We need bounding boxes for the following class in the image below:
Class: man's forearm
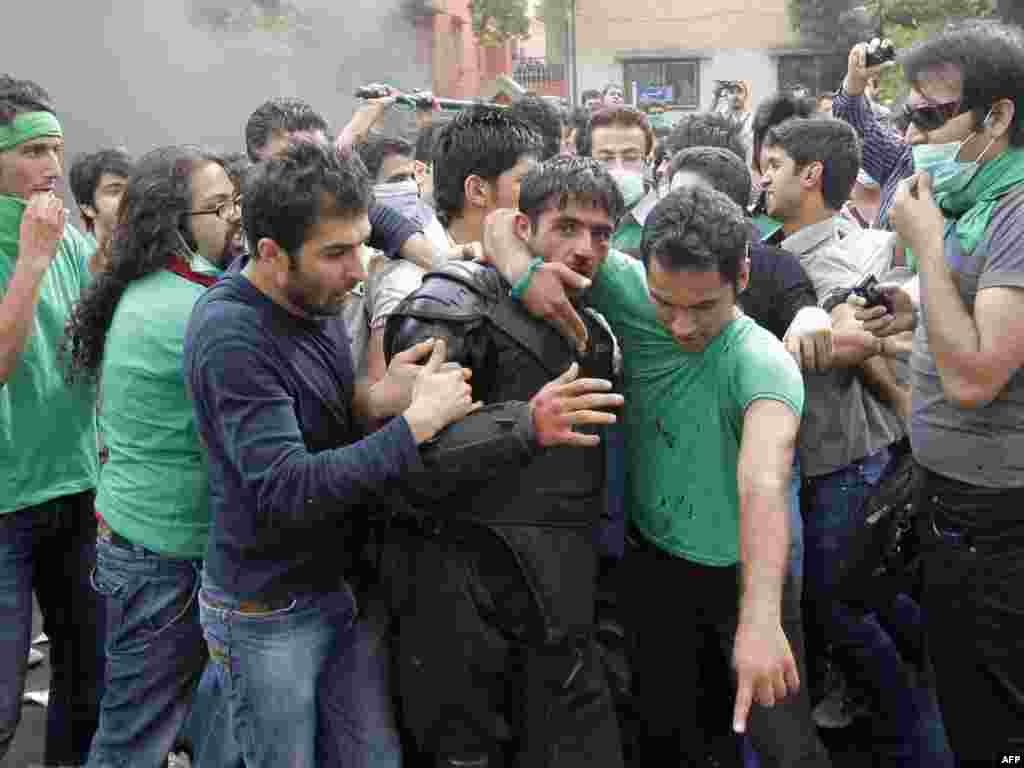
[0,259,47,385]
[738,474,789,624]
[858,354,910,419]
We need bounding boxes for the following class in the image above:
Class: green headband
[0,111,63,152]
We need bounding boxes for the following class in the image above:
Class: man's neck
[241,261,311,320]
[782,203,834,237]
[447,212,484,246]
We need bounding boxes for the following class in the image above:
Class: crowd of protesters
[1,17,1022,768]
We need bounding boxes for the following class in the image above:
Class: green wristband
[510,257,545,301]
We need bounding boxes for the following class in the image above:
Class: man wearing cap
[0,75,105,766]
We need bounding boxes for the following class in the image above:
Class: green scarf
[936,147,1024,255]
[0,111,62,152]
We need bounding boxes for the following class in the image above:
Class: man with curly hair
[0,73,105,767]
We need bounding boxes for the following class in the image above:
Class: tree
[467,0,530,46]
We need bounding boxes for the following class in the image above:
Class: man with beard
[382,156,626,768]
[183,141,491,767]
[0,74,105,768]
[62,147,243,768]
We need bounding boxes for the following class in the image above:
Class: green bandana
[0,111,63,153]
[936,147,1024,255]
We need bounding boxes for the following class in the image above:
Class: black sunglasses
[902,100,963,132]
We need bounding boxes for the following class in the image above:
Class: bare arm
[733,398,801,733]
[0,194,65,386]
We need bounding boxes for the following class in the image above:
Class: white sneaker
[27,647,45,668]
[32,632,49,646]
[167,751,193,768]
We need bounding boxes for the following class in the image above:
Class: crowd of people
[1,16,1023,768]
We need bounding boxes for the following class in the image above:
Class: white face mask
[607,168,646,208]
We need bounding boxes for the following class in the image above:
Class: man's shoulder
[401,260,507,310]
[187,276,266,345]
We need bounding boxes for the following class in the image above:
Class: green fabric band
[0,111,63,152]
[510,256,545,301]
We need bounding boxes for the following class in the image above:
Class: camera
[849,275,892,312]
[864,39,897,68]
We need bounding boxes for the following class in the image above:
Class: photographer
[854,21,1024,764]
[833,39,914,230]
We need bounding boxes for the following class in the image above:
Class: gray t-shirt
[780,217,905,476]
[911,188,1024,488]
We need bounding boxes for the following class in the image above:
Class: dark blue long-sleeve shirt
[183,274,422,600]
[832,84,914,230]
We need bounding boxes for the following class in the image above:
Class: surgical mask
[912,112,996,195]
[608,169,646,208]
[176,230,224,278]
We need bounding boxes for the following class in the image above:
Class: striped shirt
[833,84,914,230]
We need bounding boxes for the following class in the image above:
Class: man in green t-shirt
[484,185,830,766]
[0,74,104,766]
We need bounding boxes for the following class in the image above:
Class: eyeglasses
[902,100,963,132]
[186,195,241,222]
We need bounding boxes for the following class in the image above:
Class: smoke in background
[5,0,432,206]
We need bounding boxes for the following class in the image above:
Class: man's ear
[414,160,429,184]
[256,237,284,266]
[512,211,533,242]
[988,98,1015,141]
[801,161,823,190]
[464,174,490,210]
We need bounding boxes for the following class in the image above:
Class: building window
[777,54,846,98]
[623,59,699,109]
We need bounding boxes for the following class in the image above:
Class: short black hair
[507,95,563,161]
[751,91,816,173]
[669,146,752,210]
[764,117,861,212]
[656,112,748,175]
[243,140,372,257]
[245,97,329,162]
[0,75,55,126]
[68,148,134,225]
[581,89,600,105]
[518,155,625,229]
[640,185,749,288]
[901,20,1024,146]
[432,107,543,226]
[602,83,622,96]
[356,136,414,182]
[414,125,437,165]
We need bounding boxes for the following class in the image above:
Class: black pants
[385,525,624,768]
[917,466,1024,764]
[0,490,106,766]
[623,537,831,768]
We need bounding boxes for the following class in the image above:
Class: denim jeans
[0,491,106,766]
[802,448,934,767]
[317,590,402,768]
[86,537,208,768]
[917,466,1024,764]
[198,575,357,768]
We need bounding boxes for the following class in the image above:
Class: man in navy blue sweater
[184,141,621,767]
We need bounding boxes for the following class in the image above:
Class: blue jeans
[0,492,105,766]
[317,591,402,768]
[198,575,357,768]
[803,449,934,767]
[86,537,209,768]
